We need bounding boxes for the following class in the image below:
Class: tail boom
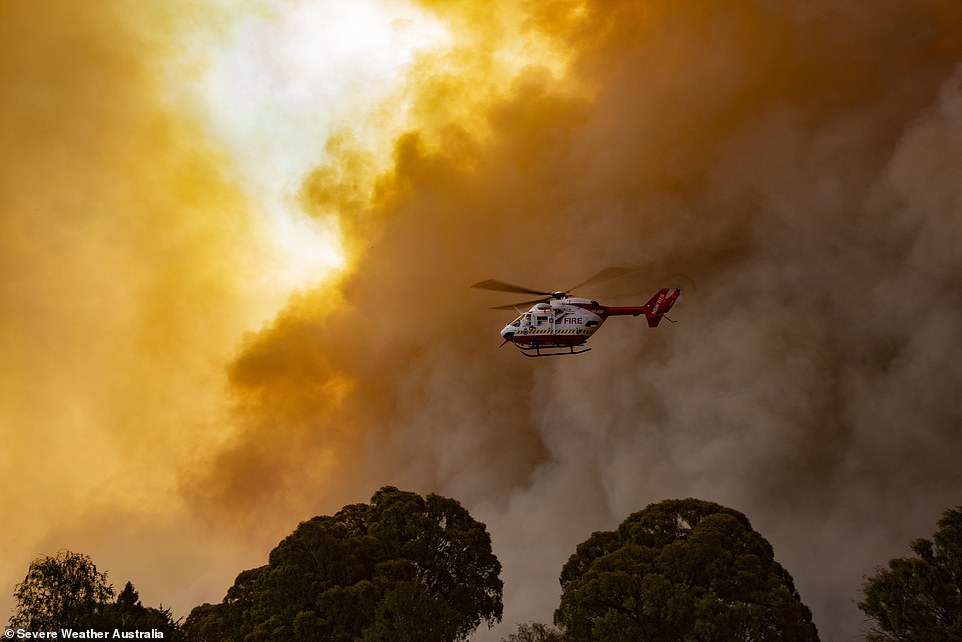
[602,288,680,327]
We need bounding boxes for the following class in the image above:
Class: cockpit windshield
[510,313,532,327]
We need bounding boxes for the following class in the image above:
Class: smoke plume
[4,2,962,640]
[0,0,276,618]
[188,2,962,639]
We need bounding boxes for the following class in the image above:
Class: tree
[184,486,503,641]
[858,506,962,641]
[8,551,184,638]
[555,498,819,641]
[101,581,184,640]
[9,550,113,630]
[500,621,566,642]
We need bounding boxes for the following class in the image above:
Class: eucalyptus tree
[184,486,502,641]
[555,498,819,641]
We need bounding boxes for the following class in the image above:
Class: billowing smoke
[0,0,277,619]
[4,1,962,640]
[185,1,962,638]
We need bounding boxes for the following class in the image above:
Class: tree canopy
[858,506,962,641]
[9,551,113,630]
[100,581,183,638]
[8,551,180,637]
[183,486,502,642]
[500,621,566,642]
[554,498,819,641]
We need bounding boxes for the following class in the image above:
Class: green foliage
[500,621,566,642]
[183,486,502,641]
[555,498,819,641]
[9,550,114,630]
[101,581,184,640]
[8,552,181,638]
[360,580,462,642]
[858,506,962,641]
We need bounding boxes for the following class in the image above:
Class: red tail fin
[644,288,680,327]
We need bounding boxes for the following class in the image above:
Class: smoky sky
[185,2,962,639]
[0,0,277,619]
[4,1,962,640]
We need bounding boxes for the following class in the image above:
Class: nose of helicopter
[500,326,514,341]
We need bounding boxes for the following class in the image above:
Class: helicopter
[472,268,680,357]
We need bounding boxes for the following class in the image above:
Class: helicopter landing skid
[517,345,591,357]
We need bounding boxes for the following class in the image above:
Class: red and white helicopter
[472,268,680,357]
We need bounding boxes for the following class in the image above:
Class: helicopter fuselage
[498,288,680,357]
[500,298,604,349]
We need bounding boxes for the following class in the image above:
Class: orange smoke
[4,3,962,641]
[190,2,962,640]
[0,0,283,618]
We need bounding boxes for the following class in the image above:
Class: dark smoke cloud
[185,1,962,639]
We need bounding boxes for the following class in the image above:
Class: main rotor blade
[567,267,634,292]
[471,279,552,297]
[490,297,551,310]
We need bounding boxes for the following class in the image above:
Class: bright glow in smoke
[192,0,451,292]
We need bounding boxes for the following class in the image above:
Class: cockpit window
[510,316,522,327]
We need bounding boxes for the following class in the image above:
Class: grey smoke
[189,2,962,639]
